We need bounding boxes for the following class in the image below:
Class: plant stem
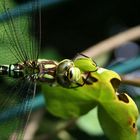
[121,75,140,87]
[81,25,140,58]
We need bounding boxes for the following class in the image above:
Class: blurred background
[15,0,140,59]
[33,0,140,59]
[0,0,140,140]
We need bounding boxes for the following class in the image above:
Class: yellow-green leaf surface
[98,93,139,140]
[42,68,121,119]
[42,84,98,119]
[88,68,121,101]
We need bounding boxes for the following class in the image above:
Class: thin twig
[23,109,45,140]
[121,75,140,87]
[81,25,140,58]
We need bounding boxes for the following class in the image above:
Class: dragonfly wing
[0,0,41,139]
[0,77,37,139]
[0,0,40,64]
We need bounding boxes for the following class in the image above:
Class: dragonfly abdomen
[0,64,24,78]
[0,65,8,75]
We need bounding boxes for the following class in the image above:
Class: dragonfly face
[56,59,81,88]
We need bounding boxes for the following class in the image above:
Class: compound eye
[64,61,74,70]
[68,67,81,82]
[58,59,74,71]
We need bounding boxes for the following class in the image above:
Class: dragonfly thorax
[37,59,57,84]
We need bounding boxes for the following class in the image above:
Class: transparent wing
[0,0,40,139]
[0,77,37,139]
[0,0,40,64]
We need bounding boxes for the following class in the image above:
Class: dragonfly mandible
[0,0,98,139]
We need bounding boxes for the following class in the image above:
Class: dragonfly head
[56,59,81,88]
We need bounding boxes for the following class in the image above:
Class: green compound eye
[67,67,81,82]
[56,59,81,88]
[57,59,74,72]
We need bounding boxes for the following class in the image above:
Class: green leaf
[98,93,139,140]
[42,68,121,119]
[77,107,104,136]
[88,68,121,101]
[42,84,98,119]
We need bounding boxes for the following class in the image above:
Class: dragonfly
[0,0,98,139]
